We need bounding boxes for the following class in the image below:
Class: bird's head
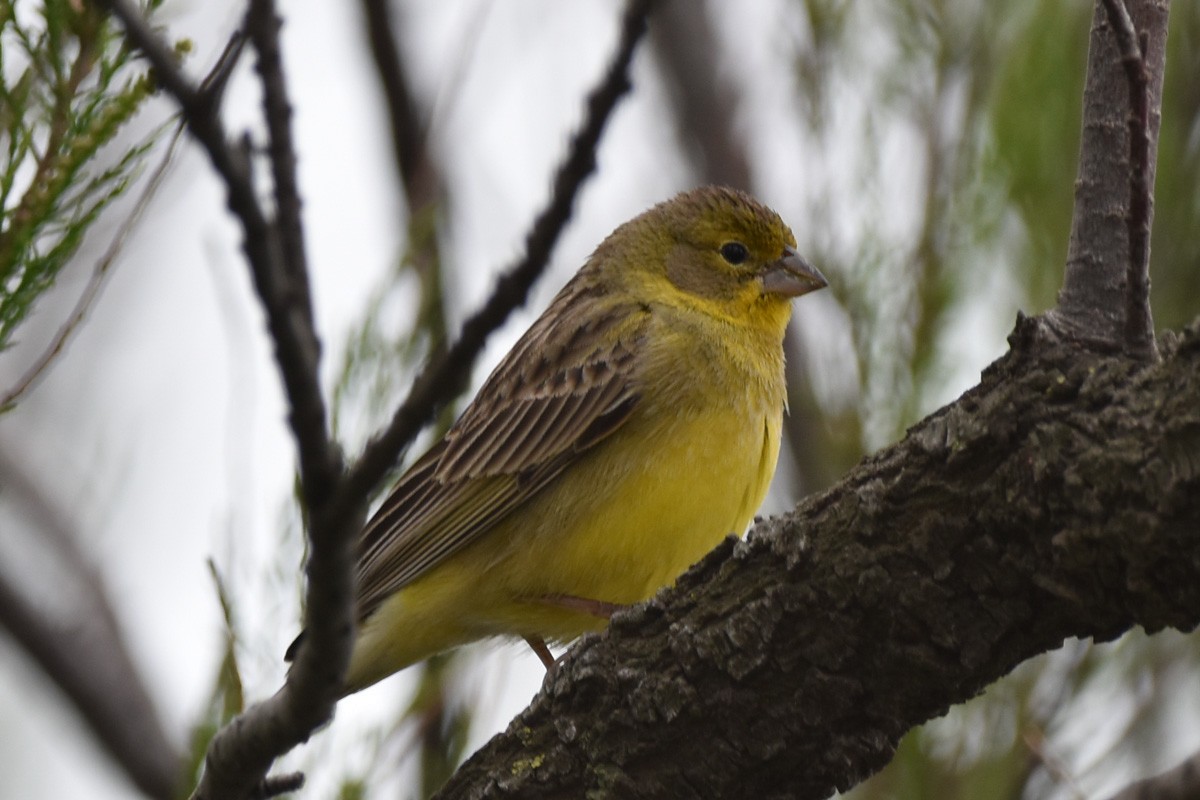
[595,186,827,333]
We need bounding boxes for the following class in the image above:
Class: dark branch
[1047,0,1166,358]
[650,0,752,189]
[650,0,845,497]
[435,315,1200,799]
[100,4,356,797]
[247,0,321,389]
[103,0,340,499]
[250,771,305,799]
[339,0,657,512]
[358,0,450,367]
[1100,0,1155,358]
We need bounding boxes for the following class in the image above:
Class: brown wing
[354,281,650,622]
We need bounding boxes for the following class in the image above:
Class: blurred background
[1,0,1198,797]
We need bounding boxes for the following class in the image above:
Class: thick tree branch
[1048,0,1167,357]
[337,0,656,514]
[432,2,1182,796]
[435,315,1200,799]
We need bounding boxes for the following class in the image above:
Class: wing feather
[354,282,649,622]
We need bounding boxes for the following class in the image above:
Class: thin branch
[101,0,341,502]
[338,0,657,512]
[250,772,304,799]
[1100,0,1155,358]
[359,0,431,204]
[650,0,752,188]
[0,452,182,800]
[246,0,319,360]
[98,4,355,797]
[100,0,204,114]
[197,28,248,101]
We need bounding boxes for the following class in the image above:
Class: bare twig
[0,452,182,799]
[246,0,319,348]
[340,0,657,511]
[102,0,340,502]
[1021,728,1088,800]
[98,3,356,797]
[197,29,248,109]
[1100,0,1155,358]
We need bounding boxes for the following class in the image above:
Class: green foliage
[335,778,368,800]
[0,0,165,355]
[1150,1,1200,331]
[986,1,1089,310]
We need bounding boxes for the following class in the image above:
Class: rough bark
[1048,0,1168,355]
[435,314,1200,799]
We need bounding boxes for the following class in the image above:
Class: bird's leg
[523,596,630,672]
[539,593,628,618]
[522,635,556,670]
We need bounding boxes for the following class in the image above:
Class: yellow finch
[317,186,825,694]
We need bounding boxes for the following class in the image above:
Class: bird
[294,185,827,694]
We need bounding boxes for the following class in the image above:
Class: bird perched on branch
[290,185,827,694]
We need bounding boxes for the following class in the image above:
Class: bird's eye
[720,242,749,265]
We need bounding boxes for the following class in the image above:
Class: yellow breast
[347,311,788,688]
[473,312,787,639]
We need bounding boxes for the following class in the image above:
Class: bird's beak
[760,246,828,298]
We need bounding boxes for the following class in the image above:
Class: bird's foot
[522,595,630,672]
[522,635,557,670]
